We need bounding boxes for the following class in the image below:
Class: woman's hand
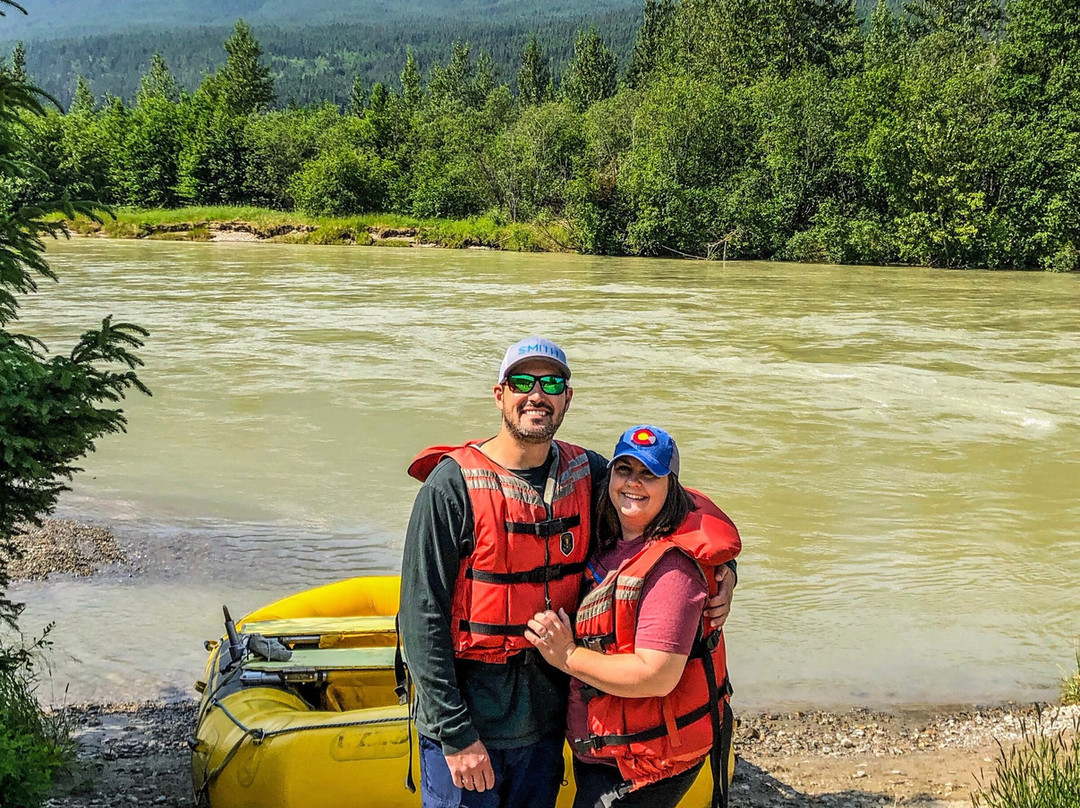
[525,608,577,671]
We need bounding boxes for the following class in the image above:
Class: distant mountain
[0,0,639,40]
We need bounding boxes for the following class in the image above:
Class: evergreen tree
[137,53,179,105]
[517,34,552,106]
[865,0,907,65]
[400,49,423,109]
[10,39,26,83]
[368,82,389,118]
[348,74,367,116]
[0,69,148,650]
[69,75,96,114]
[0,56,148,805]
[562,28,618,111]
[475,51,497,103]
[429,41,478,106]
[625,0,675,89]
[904,0,1004,44]
[995,0,1080,271]
[218,19,275,115]
[671,0,859,81]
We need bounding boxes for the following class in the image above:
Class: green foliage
[289,147,397,216]
[0,633,75,808]
[4,12,640,111]
[973,707,1080,808]
[1064,653,1080,706]
[517,34,552,106]
[0,30,146,806]
[216,19,275,115]
[624,0,675,89]
[484,101,584,221]
[561,28,617,111]
[15,1,1080,271]
[0,51,148,638]
[400,50,423,110]
[8,40,25,83]
[429,42,497,109]
[137,53,179,105]
[68,76,94,115]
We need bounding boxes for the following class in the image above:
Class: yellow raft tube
[191,576,729,808]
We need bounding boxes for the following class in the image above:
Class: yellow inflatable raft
[190,576,729,808]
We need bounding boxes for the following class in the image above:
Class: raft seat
[241,615,397,640]
[245,646,398,672]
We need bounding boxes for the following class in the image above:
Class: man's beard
[503,407,562,444]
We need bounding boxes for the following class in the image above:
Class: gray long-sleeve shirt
[399,449,609,754]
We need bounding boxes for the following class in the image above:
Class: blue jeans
[418,733,565,808]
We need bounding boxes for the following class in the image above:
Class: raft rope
[194,695,409,800]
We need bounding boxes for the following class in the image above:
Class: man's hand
[445,739,495,792]
[704,565,736,631]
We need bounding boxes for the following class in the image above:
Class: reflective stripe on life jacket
[409,439,592,663]
[572,490,740,794]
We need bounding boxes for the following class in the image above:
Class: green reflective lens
[539,375,567,395]
[506,374,567,395]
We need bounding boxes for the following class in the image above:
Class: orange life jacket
[408,439,592,664]
[572,490,740,796]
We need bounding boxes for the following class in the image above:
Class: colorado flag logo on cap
[631,428,657,446]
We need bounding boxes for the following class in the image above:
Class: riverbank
[61,207,572,252]
[41,699,1080,807]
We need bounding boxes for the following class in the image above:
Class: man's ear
[493,383,505,409]
[563,386,573,412]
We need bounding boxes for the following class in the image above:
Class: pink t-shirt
[567,537,708,760]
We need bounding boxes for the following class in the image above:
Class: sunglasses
[504,373,568,395]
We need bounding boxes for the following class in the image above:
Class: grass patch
[147,225,211,241]
[1063,653,1080,707]
[973,706,1080,808]
[55,206,571,253]
[0,633,77,808]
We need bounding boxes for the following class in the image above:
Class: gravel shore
[40,700,1079,807]
[9,519,132,580]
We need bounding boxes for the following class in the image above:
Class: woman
[525,425,741,808]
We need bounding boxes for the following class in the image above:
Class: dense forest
[2,0,887,111]
[6,14,640,109]
[5,0,1078,271]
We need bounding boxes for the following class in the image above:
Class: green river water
[9,238,1080,708]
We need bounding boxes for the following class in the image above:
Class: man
[400,337,734,808]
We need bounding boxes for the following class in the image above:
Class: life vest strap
[458,619,530,637]
[465,561,586,585]
[572,701,712,755]
[503,514,581,538]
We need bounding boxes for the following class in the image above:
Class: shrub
[289,148,397,217]
[0,634,76,808]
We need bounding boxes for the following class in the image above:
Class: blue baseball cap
[498,336,571,382]
[610,425,681,477]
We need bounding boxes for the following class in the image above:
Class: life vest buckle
[572,736,604,756]
[701,630,721,652]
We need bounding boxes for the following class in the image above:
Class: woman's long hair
[594,468,697,553]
